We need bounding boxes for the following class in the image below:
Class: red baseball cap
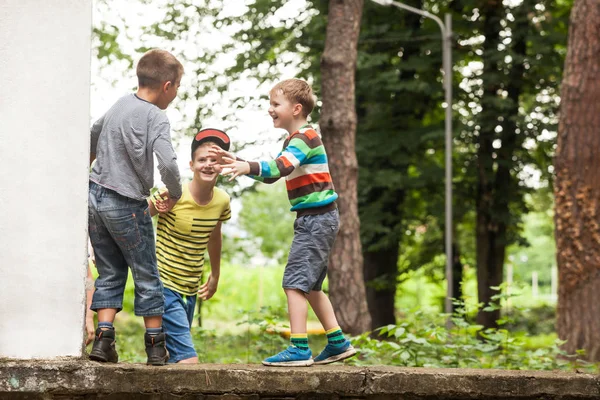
[191,128,231,157]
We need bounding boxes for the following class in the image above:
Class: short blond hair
[270,79,315,118]
[136,49,184,89]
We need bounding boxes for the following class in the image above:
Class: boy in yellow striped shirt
[149,129,232,363]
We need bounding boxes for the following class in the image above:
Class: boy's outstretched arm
[223,136,312,182]
[209,145,280,184]
[198,221,222,301]
[247,136,311,179]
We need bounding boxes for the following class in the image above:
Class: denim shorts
[88,181,164,316]
[283,209,340,293]
[162,287,197,363]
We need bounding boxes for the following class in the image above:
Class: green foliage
[504,304,556,336]
[237,181,294,265]
[507,188,556,286]
[348,298,594,372]
[92,24,133,68]
[92,0,572,282]
[95,264,591,371]
[91,0,575,346]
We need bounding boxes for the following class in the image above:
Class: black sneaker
[145,331,169,366]
[89,328,118,363]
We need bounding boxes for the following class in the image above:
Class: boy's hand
[220,157,251,181]
[198,274,219,300]
[208,145,235,164]
[85,312,95,345]
[155,190,178,213]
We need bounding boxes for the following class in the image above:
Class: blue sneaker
[262,346,314,367]
[313,340,357,365]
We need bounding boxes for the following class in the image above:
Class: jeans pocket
[105,210,142,251]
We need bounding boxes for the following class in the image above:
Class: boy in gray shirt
[88,49,183,366]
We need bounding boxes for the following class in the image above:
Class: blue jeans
[88,181,164,316]
[162,287,197,363]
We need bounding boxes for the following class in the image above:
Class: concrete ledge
[1,360,599,399]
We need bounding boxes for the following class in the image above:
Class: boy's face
[269,90,301,133]
[190,145,219,184]
[157,77,181,110]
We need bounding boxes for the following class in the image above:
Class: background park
[88,0,598,371]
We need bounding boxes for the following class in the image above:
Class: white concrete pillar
[0,0,92,358]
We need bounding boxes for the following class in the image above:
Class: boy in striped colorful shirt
[210,79,356,366]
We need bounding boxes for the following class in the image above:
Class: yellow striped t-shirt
[152,184,231,296]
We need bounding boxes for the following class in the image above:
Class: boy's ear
[292,103,303,116]
[163,80,172,93]
[189,159,193,170]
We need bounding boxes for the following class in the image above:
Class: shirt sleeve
[219,195,232,222]
[90,114,105,155]
[247,136,310,178]
[150,114,182,199]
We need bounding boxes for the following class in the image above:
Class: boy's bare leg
[306,290,339,331]
[307,291,356,365]
[96,311,162,329]
[285,288,308,333]
[178,357,199,364]
[143,315,162,329]
[97,308,117,325]
[262,289,313,366]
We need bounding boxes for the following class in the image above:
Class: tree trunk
[452,241,463,309]
[475,0,526,329]
[357,1,421,330]
[364,245,399,330]
[320,0,371,334]
[555,0,600,360]
[475,0,505,329]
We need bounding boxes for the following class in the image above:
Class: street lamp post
[370,0,454,315]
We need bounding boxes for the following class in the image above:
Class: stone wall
[1,361,599,399]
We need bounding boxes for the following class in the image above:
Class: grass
[88,263,329,363]
[92,309,328,364]
[88,261,581,370]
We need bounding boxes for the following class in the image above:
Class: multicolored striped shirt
[248,125,338,215]
[151,184,231,296]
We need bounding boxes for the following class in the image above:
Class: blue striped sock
[291,333,309,350]
[326,327,346,347]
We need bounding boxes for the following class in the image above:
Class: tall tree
[475,0,518,329]
[320,0,371,334]
[555,0,600,360]
[472,0,568,328]
[93,0,570,333]
[356,0,448,328]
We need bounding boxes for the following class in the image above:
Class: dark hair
[136,49,184,89]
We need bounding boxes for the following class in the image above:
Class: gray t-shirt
[89,94,182,201]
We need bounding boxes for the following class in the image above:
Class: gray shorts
[283,209,340,293]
